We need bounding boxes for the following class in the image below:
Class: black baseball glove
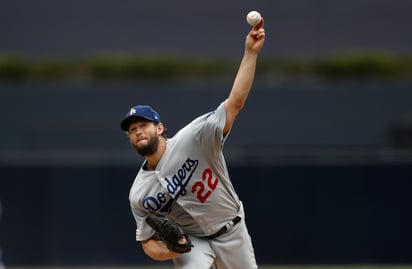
[146,214,193,253]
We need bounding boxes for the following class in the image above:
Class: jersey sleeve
[191,102,230,152]
[130,202,156,241]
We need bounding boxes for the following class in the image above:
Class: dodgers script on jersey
[129,102,243,241]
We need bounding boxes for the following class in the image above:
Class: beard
[132,135,160,156]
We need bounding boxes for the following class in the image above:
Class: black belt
[206,216,241,240]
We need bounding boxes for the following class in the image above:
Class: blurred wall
[1,0,412,58]
[1,164,411,265]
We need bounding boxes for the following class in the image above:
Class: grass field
[6,264,412,269]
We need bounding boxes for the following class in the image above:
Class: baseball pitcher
[121,17,265,269]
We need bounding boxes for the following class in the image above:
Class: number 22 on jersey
[191,168,219,203]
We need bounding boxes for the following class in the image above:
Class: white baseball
[246,11,262,26]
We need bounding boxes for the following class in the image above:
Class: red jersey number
[191,168,219,203]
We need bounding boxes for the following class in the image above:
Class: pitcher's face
[128,120,162,156]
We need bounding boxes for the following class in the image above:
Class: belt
[206,216,241,240]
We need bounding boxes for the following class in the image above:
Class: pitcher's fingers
[254,17,264,30]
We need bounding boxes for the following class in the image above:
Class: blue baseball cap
[120,105,161,131]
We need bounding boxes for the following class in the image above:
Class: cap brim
[120,117,131,131]
[120,115,157,131]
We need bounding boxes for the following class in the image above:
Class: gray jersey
[129,102,242,241]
